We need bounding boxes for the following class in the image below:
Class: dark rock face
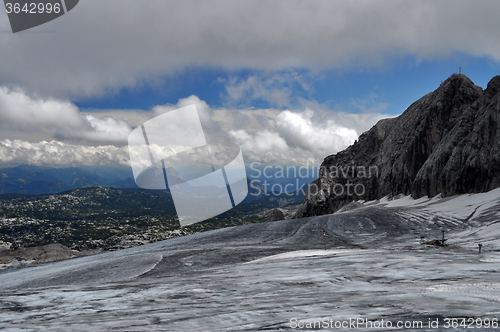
[295,74,500,218]
[268,208,286,222]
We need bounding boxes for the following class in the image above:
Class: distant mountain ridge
[0,163,313,203]
[295,74,500,218]
[0,165,137,194]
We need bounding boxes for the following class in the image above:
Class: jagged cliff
[295,74,500,218]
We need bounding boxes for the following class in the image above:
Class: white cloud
[226,108,390,166]
[275,109,358,155]
[81,110,151,128]
[0,139,130,167]
[336,112,391,134]
[0,93,391,167]
[153,95,213,128]
[229,129,288,154]
[84,115,132,142]
[0,87,132,143]
[213,108,280,135]
[153,95,210,116]
[152,100,392,166]
[228,127,319,166]
[1,1,500,98]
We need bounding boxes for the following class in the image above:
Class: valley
[0,186,301,262]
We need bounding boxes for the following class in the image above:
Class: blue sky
[75,53,500,115]
[1,1,500,168]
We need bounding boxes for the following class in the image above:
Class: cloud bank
[228,108,389,166]
[0,87,132,143]
[0,89,391,167]
[1,1,500,98]
[0,140,130,167]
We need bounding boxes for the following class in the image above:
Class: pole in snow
[478,243,482,254]
[324,233,326,251]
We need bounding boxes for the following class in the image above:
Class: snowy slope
[361,188,500,250]
[1,189,500,331]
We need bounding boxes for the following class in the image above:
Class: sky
[1,0,500,169]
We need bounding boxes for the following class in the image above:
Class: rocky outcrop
[295,74,500,218]
[267,208,286,221]
[0,243,78,265]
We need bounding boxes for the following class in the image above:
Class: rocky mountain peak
[439,73,479,90]
[485,75,500,99]
[295,74,500,218]
[432,74,482,114]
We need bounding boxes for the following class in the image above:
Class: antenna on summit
[459,67,461,74]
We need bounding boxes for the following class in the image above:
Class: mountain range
[0,164,313,199]
[296,73,500,218]
[0,165,137,194]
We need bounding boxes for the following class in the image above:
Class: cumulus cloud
[153,95,212,127]
[0,87,132,143]
[226,108,389,166]
[275,109,358,154]
[288,100,392,138]
[84,115,132,142]
[1,1,500,98]
[0,138,205,169]
[0,139,130,167]
[0,92,391,167]
[213,108,280,135]
[228,127,317,166]
[229,129,288,154]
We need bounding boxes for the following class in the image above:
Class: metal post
[324,233,326,251]
[478,243,482,254]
